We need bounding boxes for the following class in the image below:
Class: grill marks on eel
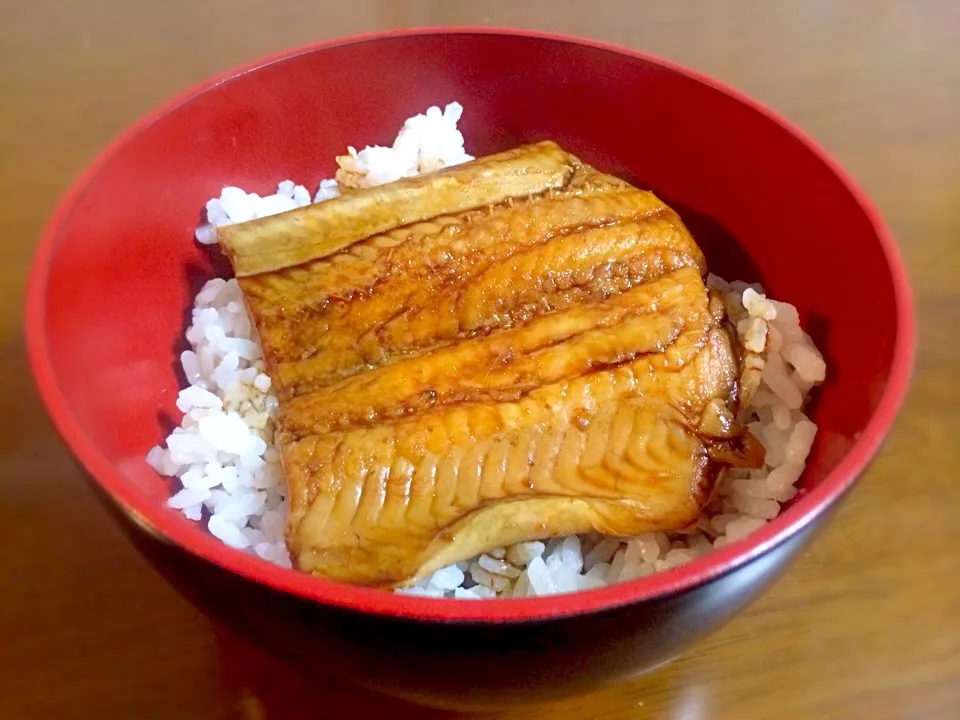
[283,325,739,586]
[242,175,701,398]
[279,268,708,437]
[228,143,764,587]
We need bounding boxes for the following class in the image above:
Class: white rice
[147,102,825,598]
[145,276,291,566]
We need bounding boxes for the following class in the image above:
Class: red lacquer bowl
[25,28,913,707]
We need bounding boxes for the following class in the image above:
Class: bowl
[25,28,913,708]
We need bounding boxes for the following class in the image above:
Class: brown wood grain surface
[2,2,958,718]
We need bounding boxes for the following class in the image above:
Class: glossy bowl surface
[25,28,912,627]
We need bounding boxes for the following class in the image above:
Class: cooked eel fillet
[225,142,764,587]
[280,268,706,436]
[241,169,705,399]
[218,141,575,277]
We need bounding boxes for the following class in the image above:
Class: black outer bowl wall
[107,474,833,710]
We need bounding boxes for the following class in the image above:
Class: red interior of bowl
[25,29,912,622]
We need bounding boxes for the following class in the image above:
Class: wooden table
[3,2,958,718]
